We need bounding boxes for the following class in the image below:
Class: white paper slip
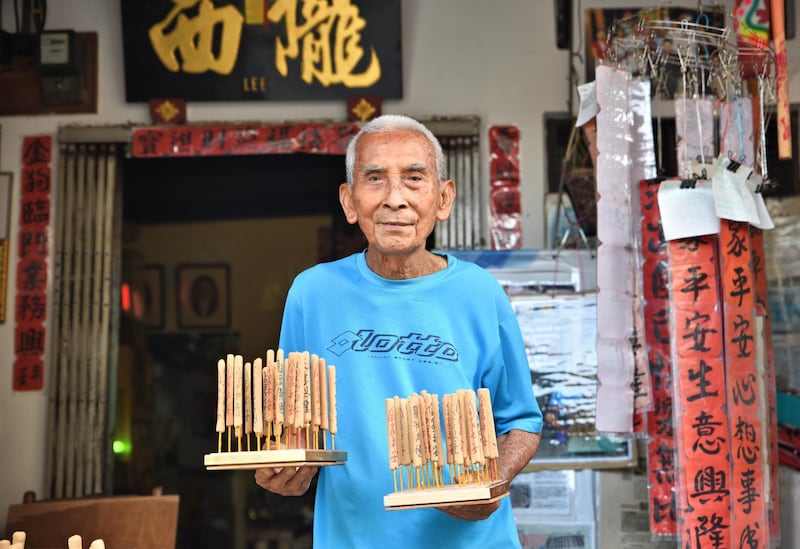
[711,156,759,224]
[657,179,720,241]
[746,173,776,230]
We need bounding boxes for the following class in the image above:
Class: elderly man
[255,114,542,548]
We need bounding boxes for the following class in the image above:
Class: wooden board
[204,449,347,470]
[383,480,509,510]
[0,33,98,115]
[4,495,179,549]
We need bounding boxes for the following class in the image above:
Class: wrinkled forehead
[359,128,432,152]
[356,130,436,165]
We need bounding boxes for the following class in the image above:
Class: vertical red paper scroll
[669,235,731,548]
[488,125,521,249]
[14,136,52,391]
[719,220,768,548]
[640,179,677,537]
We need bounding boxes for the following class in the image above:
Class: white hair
[345,114,446,185]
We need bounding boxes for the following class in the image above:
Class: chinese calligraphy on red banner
[131,122,361,158]
[14,136,52,391]
[639,178,677,537]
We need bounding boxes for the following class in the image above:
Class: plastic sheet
[594,64,636,434]
[629,78,657,418]
[675,98,715,179]
[718,97,755,165]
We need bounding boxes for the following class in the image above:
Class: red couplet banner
[14,135,52,391]
[669,235,732,548]
[130,123,361,158]
[639,179,677,537]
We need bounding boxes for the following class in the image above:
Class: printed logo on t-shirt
[327,329,458,362]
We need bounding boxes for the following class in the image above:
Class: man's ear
[436,179,456,222]
[339,182,359,224]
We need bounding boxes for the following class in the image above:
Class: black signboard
[121,0,402,102]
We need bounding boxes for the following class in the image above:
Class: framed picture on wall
[176,263,231,330]
[141,264,165,329]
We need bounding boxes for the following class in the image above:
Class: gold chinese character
[268,0,381,88]
[150,0,244,75]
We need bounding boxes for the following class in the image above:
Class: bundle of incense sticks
[385,388,499,494]
[0,531,26,549]
[215,350,338,454]
[0,532,105,549]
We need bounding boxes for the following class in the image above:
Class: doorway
[46,116,481,549]
[119,151,355,549]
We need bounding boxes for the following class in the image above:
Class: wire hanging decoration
[595,7,779,189]
[602,9,776,103]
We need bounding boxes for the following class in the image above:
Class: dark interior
[124,153,348,224]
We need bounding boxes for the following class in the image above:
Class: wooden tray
[383,479,509,510]
[204,449,347,470]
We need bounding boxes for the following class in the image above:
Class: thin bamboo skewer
[245,361,252,451]
[253,358,263,451]
[386,398,399,492]
[328,365,337,450]
[285,352,297,449]
[225,354,234,452]
[216,359,225,453]
[311,355,321,450]
[234,355,243,452]
[320,358,329,450]
[265,349,275,445]
[275,350,285,450]
[302,352,311,449]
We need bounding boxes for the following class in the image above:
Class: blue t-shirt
[279,251,542,549]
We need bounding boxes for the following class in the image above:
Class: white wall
[1,0,799,532]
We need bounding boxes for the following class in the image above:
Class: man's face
[339,129,454,257]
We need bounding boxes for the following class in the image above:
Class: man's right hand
[254,466,319,496]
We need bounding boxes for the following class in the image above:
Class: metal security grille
[46,143,121,498]
[427,117,483,250]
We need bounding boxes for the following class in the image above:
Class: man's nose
[382,177,408,207]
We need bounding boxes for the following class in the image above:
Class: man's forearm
[495,429,541,482]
